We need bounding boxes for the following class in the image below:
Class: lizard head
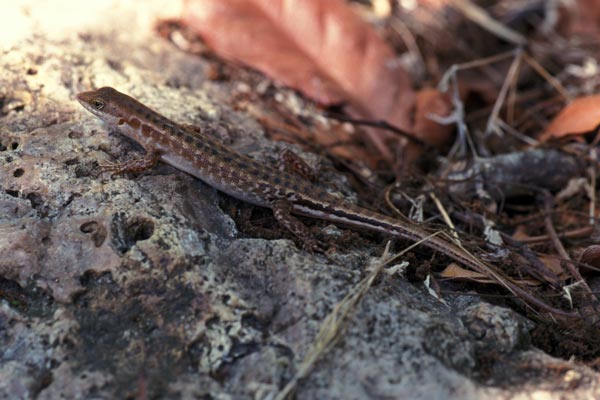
[77,87,130,125]
[77,86,176,151]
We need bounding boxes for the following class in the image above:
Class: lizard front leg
[99,150,160,177]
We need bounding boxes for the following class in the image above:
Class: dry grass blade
[274,241,395,399]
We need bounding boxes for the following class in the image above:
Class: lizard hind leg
[271,199,322,252]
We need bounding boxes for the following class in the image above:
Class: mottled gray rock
[1,1,600,400]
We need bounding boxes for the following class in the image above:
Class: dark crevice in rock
[110,212,155,254]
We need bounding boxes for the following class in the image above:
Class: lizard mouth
[76,90,106,116]
[76,91,94,103]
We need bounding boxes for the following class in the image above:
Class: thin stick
[589,150,597,226]
[451,0,527,45]
[516,226,594,244]
[542,191,600,317]
[522,53,572,101]
[325,113,426,146]
[485,49,522,136]
[496,118,538,146]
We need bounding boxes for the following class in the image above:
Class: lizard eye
[90,99,105,110]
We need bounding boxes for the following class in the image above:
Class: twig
[507,55,520,125]
[495,118,538,146]
[439,66,478,158]
[589,150,597,226]
[450,0,528,45]
[438,50,518,158]
[383,183,411,220]
[440,51,516,76]
[485,49,523,136]
[541,191,600,320]
[516,226,594,244]
[324,113,426,146]
[522,53,572,101]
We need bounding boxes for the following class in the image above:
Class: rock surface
[1,1,600,399]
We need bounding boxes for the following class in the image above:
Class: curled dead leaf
[537,254,566,278]
[540,95,600,141]
[183,0,416,136]
[414,88,453,146]
[439,262,495,284]
[560,0,600,36]
[579,245,600,275]
[440,262,542,286]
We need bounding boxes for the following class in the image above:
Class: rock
[1,1,600,399]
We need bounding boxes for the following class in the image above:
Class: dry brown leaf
[183,0,416,136]
[560,0,600,36]
[537,254,566,278]
[510,225,530,242]
[440,263,541,286]
[579,245,600,274]
[414,88,453,147]
[439,263,496,284]
[540,95,600,141]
